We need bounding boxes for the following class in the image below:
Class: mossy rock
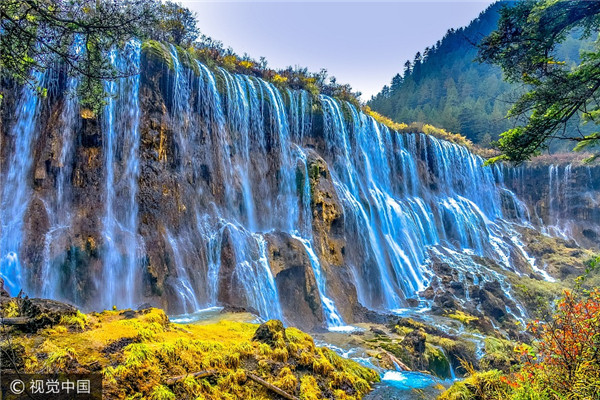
[425,343,451,378]
[480,337,518,372]
[379,342,413,369]
[426,334,478,376]
[439,370,509,400]
[252,320,288,348]
[175,45,200,75]
[142,40,175,70]
[11,297,78,333]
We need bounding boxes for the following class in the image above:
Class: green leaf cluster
[478,0,600,163]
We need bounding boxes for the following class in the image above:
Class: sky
[181,1,496,99]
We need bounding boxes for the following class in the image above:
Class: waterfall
[229,227,283,320]
[162,49,337,321]
[318,96,535,311]
[2,46,570,327]
[122,40,144,307]
[41,67,80,300]
[548,164,575,239]
[101,39,143,309]
[0,70,46,295]
[292,234,345,328]
[165,50,291,317]
[166,231,201,314]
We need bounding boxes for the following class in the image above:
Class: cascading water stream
[101,39,143,309]
[163,50,345,323]
[122,40,144,306]
[548,164,576,239]
[0,70,46,295]
[166,231,201,314]
[41,68,80,300]
[165,50,289,318]
[319,95,538,312]
[292,234,345,328]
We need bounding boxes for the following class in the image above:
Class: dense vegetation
[441,283,600,400]
[0,0,156,108]
[368,1,594,153]
[369,2,513,146]
[478,0,600,163]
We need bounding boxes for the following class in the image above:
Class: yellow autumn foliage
[238,60,254,69]
[272,74,288,84]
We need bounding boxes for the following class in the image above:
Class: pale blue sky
[182,1,496,99]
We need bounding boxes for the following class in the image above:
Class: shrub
[511,288,600,399]
[443,287,600,400]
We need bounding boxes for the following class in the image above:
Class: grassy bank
[1,305,378,400]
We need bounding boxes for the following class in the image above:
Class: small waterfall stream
[0,70,46,296]
[292,234,345,328]
[33,34,83,302]
[101,39,143,309]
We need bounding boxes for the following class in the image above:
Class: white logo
[9,379,25,394]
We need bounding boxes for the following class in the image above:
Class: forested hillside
[368,1,590,146]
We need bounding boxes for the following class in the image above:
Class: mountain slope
[368,1,589,146]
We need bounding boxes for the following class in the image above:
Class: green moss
[340,101,355,124]
[425,344,451,378]
[446,310,479,325]
[379,342,412,367]
[296,166,307,197]
[519,228,595,279]
[43,346,79,371]
[308,162,322,182]
[506,271,564,318]
[150,384,176,400]
[312,354,335,376]
[439,370,510,400]
[392,317,427,331]
[392,325,413,336]
[426,333,478,376]
[176,45,200,75]
[300,375,321,400]
[322,348,379,385]
[274,367,297,393]
[59,310,90,331]
[142,40,174,70]
[1,300,19,317]
[480,337,518,372]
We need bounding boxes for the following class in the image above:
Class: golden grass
[10,308,378,400]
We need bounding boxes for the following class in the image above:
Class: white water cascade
[101,39,144,309]
[3,43,582,328]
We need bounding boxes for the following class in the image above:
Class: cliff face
[0,46,364,330]
[503,164,600,249]
[1,42,597,331]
